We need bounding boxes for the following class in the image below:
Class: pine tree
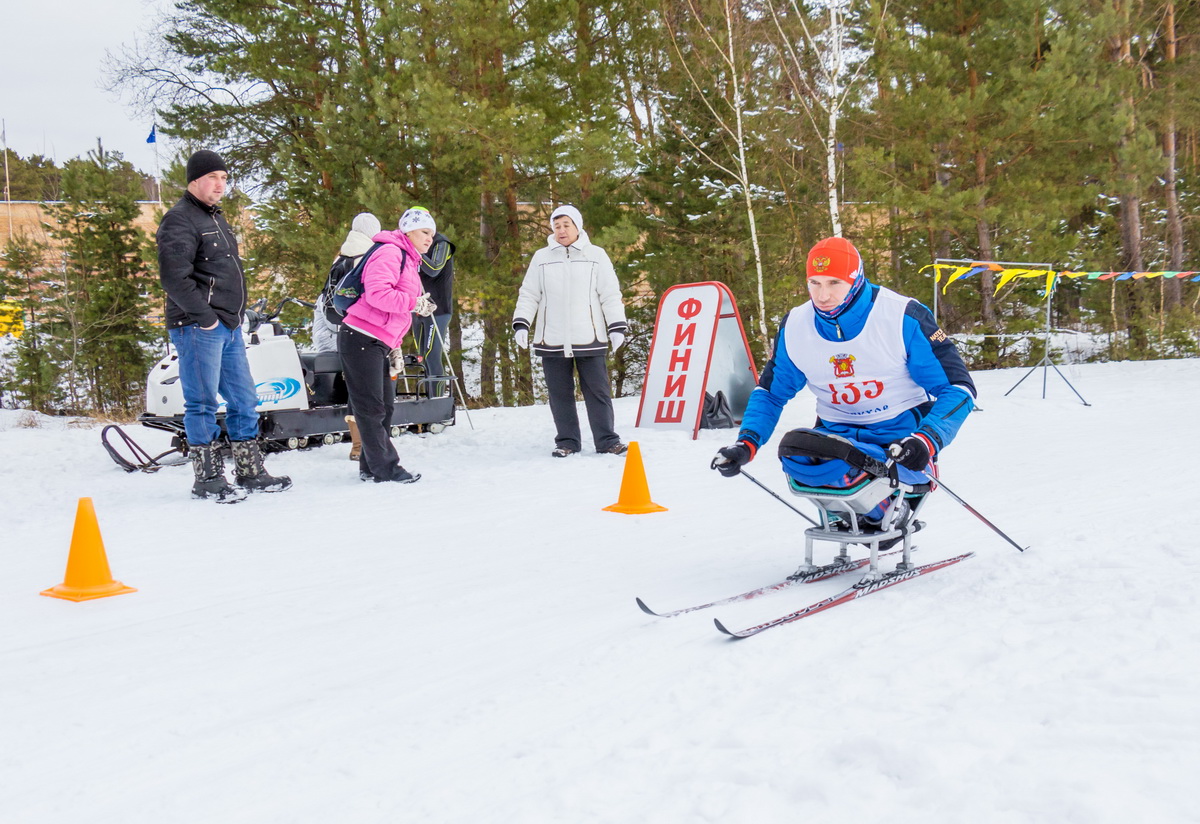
[43,145,157,415]
[855,0,1167,359]
[0,235,59,410]
[119,0,651,405]
[2,152,63,201]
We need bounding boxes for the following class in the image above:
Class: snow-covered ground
[2,359,1197,824]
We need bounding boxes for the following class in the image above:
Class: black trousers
[339,325,404,480]
[541,355,620,452]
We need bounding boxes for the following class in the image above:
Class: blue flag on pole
[146,124,156,144]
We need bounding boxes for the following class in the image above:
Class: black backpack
[320,243,384,323]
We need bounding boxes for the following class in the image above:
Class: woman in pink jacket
[339,207,438,483]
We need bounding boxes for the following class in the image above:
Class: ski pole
[423,317,474,430]
[737,469,821,527]
[887,442,1028,552]
[926,474,1028,552]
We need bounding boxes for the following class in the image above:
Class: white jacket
[513,229,627,357]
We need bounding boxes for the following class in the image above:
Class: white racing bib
[784,287,928,425]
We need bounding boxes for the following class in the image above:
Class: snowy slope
[2,359,1197,824]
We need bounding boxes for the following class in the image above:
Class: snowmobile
[102,297,455,472]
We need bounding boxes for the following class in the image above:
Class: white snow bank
[1,359,1195,823]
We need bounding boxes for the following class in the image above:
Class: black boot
[374,464,420,484]
[190,444,248,504]
[230,440,293,493]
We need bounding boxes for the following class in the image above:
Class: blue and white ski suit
[738,280,976,486]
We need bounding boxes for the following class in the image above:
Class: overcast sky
[2,0,170,177]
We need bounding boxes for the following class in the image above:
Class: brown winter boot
[346,415,362,461]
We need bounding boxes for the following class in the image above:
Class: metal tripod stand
[1002,278,1090,406]
[931,257,1089,407]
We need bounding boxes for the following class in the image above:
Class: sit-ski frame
[788,474,931,582]
[774,428,934,582]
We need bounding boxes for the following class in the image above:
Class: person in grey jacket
[157,149,291,502]
[512,204,628,457]
[313,212,382,461]
[313,212,381,354]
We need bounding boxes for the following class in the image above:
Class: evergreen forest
[5,0,1200,414]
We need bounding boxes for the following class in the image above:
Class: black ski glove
[888,433,934,472]
[712,441,756,477]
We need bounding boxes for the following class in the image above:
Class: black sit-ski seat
[777,428,935,581]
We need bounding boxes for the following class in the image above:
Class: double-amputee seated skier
[713,236,976,535]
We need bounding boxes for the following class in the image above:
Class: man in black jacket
[411,231,456,397]
[157,150,291,503]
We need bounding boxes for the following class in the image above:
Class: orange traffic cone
[603,442,668,515]
[41,498,137,602]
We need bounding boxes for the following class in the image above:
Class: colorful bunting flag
[922,263,1200,298]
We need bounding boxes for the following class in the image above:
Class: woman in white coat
[513,205,628,457]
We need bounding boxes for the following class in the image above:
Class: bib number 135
[828,380,884,405]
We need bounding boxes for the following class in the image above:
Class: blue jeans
[168,323,261,446]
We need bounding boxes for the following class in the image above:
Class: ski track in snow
[2,359,1198,823]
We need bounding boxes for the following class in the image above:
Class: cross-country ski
[713,552,976,638]
[636,547,910,618]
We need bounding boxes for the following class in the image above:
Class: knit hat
[549,204,583,232]
[351,212,381,238]
[399,207,436,234]
[806,236,863,284]
[186,150,228,183]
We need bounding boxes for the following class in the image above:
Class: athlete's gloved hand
[888,433,934,471]
[388,348,404,378]
[515,328,529,349]
[414,293,437,317]
[711,441,756,477]
[609,332,625,352]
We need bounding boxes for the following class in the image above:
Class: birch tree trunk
[665,0,771,347]
[723,0,770,346]
[767,0,867,238]
[824,2,845,237]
